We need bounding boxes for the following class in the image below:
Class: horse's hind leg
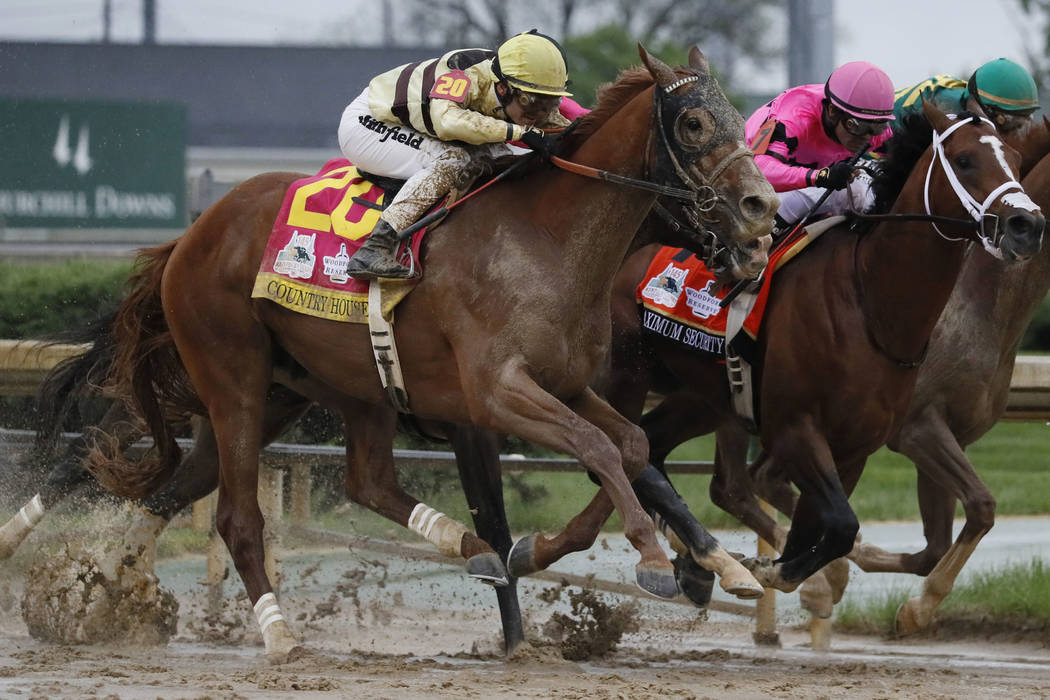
[885,414,992,635]
[103,388,316,580]
[0,401,144,560]
[340,402,505,583]
[170,308,300,662]
[449,425,524,654]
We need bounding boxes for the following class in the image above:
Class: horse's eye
[955,154,972,170]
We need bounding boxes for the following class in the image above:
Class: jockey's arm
[430,99,528,145]
[755,144,818,192]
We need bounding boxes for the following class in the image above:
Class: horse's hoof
[673,555,714,608]
[718,556,765,600]
[507,535,540,578]
[740,556,797,593]
[723,579,765,600]
[266,644,307,665]
[467,552,509,587]
[636,563,679,599]
[894,597,927,637]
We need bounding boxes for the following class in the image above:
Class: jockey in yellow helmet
[338,30,572,279]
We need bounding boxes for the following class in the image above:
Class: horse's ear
[688,46,710,75]
[964,93,989,121]
[638,43,677,88]
[922,98,955,132]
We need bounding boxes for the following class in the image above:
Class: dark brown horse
[75,47,778,661]
[699,116,1050,623]
[502,101,1045,598]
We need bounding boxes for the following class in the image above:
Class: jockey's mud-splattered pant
[338,88,513,232]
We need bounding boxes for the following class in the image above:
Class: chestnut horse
[499,102,1044,597]
[72,47,778,660]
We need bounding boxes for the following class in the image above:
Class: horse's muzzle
[729,234,771,280]
[999,208,1045,261]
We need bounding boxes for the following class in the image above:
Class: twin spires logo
[53,115,93,175]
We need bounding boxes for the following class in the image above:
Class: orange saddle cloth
[636,227,816,357]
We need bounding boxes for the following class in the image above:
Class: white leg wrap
[18,494,45,529]
[253,592,286,635]
[408,503,468,558]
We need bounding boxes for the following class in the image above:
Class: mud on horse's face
[641,45,778,279]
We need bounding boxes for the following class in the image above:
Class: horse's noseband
[925,115,1032,258]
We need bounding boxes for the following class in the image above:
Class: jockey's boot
[346,220,412,280]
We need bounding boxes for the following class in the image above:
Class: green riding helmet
[967,58,1039,133]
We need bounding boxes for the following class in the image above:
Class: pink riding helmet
[824,61,895,121]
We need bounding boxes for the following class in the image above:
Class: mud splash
[20,545,178,645]
[540,583,640,661]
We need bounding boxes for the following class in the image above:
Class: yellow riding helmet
[495,30,572,97]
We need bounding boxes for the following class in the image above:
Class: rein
[548,73,752,207]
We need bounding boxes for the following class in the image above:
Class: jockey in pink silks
[744,61,896,233]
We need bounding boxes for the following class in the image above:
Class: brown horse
[79,47,778,661]
[503,101,1045,597]
[700,116,1050,623]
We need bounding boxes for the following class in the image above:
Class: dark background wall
[0,41,450,148]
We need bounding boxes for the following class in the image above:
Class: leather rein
[547,73,752,207]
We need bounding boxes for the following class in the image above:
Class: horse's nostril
[740,193,774,221]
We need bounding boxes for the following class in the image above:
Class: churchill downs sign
[0,98,186,228]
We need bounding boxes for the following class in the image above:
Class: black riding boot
[346,220,412,280]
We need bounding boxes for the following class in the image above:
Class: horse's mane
[559,65,696,154]
[869,114,933,212]
[870,111,983,213]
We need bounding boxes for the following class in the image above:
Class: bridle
[548,72,754,271]
[549,72,751,206]
[853,115,1029,259]
[851,115,1033,368]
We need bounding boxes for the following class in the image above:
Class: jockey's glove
[813,159,854,191]
[520,127,555,159]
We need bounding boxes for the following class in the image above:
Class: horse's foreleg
[711,423,789,551]
[449,425,524,653]
[746,422,857,591]
[507,488,614,577]
[480,365,675,599]
[341,404,505,584]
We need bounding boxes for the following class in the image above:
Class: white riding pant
[775,170,876,224]
[338,88,513,232]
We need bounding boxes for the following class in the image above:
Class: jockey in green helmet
[894,58,1039,135]
[967,58,1040,133]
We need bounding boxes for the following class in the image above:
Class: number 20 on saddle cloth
[636,226,818,361]
[250,158,427,323]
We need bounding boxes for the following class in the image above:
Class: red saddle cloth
[636,229,813,355]
[251,158,427,324]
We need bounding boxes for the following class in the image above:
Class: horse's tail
[85,240,197,500]
[30,309,123,463]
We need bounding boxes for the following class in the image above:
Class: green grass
[302,420,1050,538]
[834,558,1050,636]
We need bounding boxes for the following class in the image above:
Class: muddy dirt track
[1,533,1049,699]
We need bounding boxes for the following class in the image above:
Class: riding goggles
[982,104,1036,134]
[513,89,562,121]
[841,116,891,137]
